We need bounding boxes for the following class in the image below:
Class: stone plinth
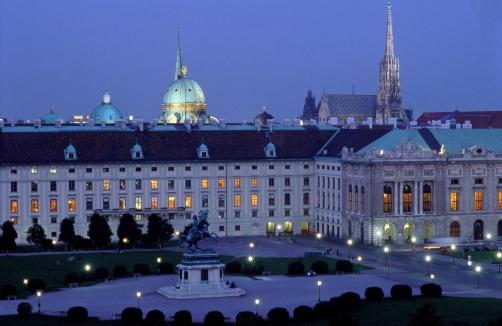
[157,249,245,299]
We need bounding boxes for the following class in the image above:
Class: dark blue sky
[1,0,501,123]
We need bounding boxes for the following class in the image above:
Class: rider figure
[190,215,203,240]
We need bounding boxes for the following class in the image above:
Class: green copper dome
[42,106,62,124]
[163,73,206,105]
[91,90,124,123]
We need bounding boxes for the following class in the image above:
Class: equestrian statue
[178,210,218,251]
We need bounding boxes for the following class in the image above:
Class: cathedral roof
[318,94,377,116]
[90,91,124,123]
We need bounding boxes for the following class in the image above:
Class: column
[399,182,404,215]
[413,181,418,214]
[394,181,398,215]
[419,181,423,214]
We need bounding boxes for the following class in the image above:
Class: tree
[58,218,76,251]
[146,214,174,248]
[87,213,113,250]
[117,213,143,248]
[1,221,18,255]
[26,224,47,252]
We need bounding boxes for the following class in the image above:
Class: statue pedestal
[157,250,245,299]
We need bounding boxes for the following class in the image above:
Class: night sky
[1,0,501,123]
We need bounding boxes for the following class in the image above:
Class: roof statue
[178,210,218,251]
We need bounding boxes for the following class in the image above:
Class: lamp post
[497,252,501,273]
[250,243,254,256]
[384,246,389,266]
[175,231,180,238]
[123,237,128,248]
[317,280,322,302]
[137,292,141,309]
[377,231,381,247]
[475,266,481,289]
[468,260,472,267]
[36,290,42,313]
[157,257,161,264]
[357,256,362,274]
[248,256,253,262]
[451,245,456,264]
[347,239,353,260]
[425,255,431,276]
[52,240,56,254]
[255,299,260,315]
[277,225,282,241]
[24,279,28,293]
[85,264,90,286]
[430,274,435,284]
[316,233,321,249]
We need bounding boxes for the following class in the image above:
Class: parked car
[464,246,475,252]
[474,245,484,251]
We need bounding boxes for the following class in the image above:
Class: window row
[348,185,365,213]
[449,190,502,211]
[317,191,341,211]
[383,184,432,213]
[317,176,341,190]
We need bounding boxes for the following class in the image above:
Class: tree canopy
[26,224,47,252]
[1,221,18,254]
[58,218,76,251]
[117,213,143,246]
[146,214,174,248]
[87,213,113,249]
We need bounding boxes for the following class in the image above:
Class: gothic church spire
[174,27,183,81]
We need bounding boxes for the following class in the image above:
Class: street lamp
[451,245,456,264]
[250,243,254,256]
[377,231,381,247]
[383,246,389,266]
[425,255,431,276]
[36,290,42,313]
[430,274,435,284]
[137,292,141,308]
[277,225,282,241]
[85,264,90,286]
[497,252,501,273]
[175,231,180,238]
[317,280,322,302]
[255,299,260,315]
[468,260,472,266]
[52,240,56,254]
[157,257,161,263]
[357,256,362,274]
[123,238,128,248]
[475,266,481,289]
[248,256,253,262]
[23,279,28,293]
[347,239,353,260]
[316,233,321,249]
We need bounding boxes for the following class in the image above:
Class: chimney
[198,118,203,127]
[219,119,226,130]
[293,119,301,126]
[101,120,106,128]
[284,119,290,127]
[55,119,61,128]
[138,118,144,131]
[34,119,41,128]
[163,118,167,125]
[152,119,157,127]
[266,119,274,131]
[367,117,373,129]
[242,120,247,125]
[88,119,95,126]
[0,120,4,128]
[254,119,261,131]
[184,119,191,130]
[323,150,327,156]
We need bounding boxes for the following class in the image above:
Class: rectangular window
[218,195,225,207]
[269,210,275,217]
[11,218,18,225]
[50,199,57,212]
[168,166,174,172]
[31,181,38,192]
[10,200,18,213]
[499,191,502,210]
[50,217,57,224]
[218,179,225,188]
[85,168,92,173]
[168,196,175,209]
[86,198,93,210]
[219,226,224,232]
[50,181,57,191]
[32,218,38,225]
[103,179,110,191]
[202,179,208,189]
[31,168,38,174]
[252,210,258,217]
[285,178,290,187]
[69,198,76,211]
[185,180,191,189]
[450,192,459,211]
[475,179,483,184]
[202,195,208,208]
[186,213,191,219]
[450,179,459,185]
[168,180,174,189]
[218,166,224,170]
[252,165,257,170]
[69,180,75,191]
[69,168,75,173]
[303,193,310,205]
[135,214,142,221]
[304,164,309,169]
[251,178,258,187]
[285,210,290,216]
[303,209,309,216]
[185,166,191,171]
[151,196,158,209]
[151,180,158,190]
[103,167,109,173]
[103,197,110,210]
[235,211,240,218]
[86,181,92,191]
[185,195,192,208]
[303,177,309,186]
[285,165,290,169]
[474,191,483,210]
[135,179,142,190]
[284,193,291,206]
[151,167,157,172]
[499,178,502,184]
[235,225,241,231]
[135,167,141,172]
[11,182,17,192]
[119,167,126,172]
[269,178,274,187]
[11,169,17,174]
[119,197,126,209]
[119,179,126,190]
[234,178,241,188]
[267,193,275,206]
[235,165,240,170]
[251,194,258,206]
[202,166,208,171]
[135,197,142,210]
[218,212,225,219]
[234,194,241,207]
[269,165,274,170]
[168,213,175,220]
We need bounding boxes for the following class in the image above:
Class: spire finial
[385,1,394,57]
[50,105,54,111]
[174,27,182,81]
[263,105,266,112]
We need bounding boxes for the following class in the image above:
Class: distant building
[416,110,502,129]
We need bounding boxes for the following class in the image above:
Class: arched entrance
[359,222,364,243]
[284,221,293,233]
[384,223,395,244]
[301,221,310,234]
[347,220,352,238]
[473,220,483,240]
[266,222,276,234]
[424,222,434,243]
[167,115,178,123]
[404,223,414,243]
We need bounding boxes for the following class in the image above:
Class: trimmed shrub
[225,261,242,273]
[94,267,109,279]
[339,292,361,310]
[364,286,384,301]
[314,301,335,318]
[121,307,143,325]
[327,312,359,326]
[133,263,150,275]
[236,311,255,322]
[145,309,165,325]
[27,278,45,292]
[67,306,88,322]
[113,264,127,277]
[408,303,442,326]
[204,310,224,326]
[335,260,354,273]
[64,272,82,285]
[17,302,33,316]
[420,283,442,298]
[311,260,329,274]
[235,314,267,326]
[157,262,174,274]
[1,284,16,299]
[173,310,192,326]
[293,305,314,322]
[242,261,265,275]
[288,261,305,275]
[267,307,290,325]
[391,284,412,300]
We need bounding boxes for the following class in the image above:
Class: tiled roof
[318,94,377,115]
[317,129,391,158]
[416,111,502,128]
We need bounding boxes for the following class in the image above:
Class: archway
[384,223,395,244]
[450,221,460,237]
[404,223,414,242]
[266,222,275,234]
[473,220,483,240]
[424,222,434,243]
[283,221,293,233]
[301,221,310,234]
[167,114,178,123]
[347,220,352,238]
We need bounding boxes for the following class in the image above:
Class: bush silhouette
[314,301,335,318]
[226,261,242,273]
[157,262,174,274]
[236,311,255,322]
[391,284,412,300]
[335,260,354,273]
[113,264,127,277]
[121,307,143,324]
[293,305,314,322]
[133,263,150,275]
[27,278,45,292]
[267,307,290,325]
[1,284,16,299]
[67,306,88,322]
[145,309,165,325]
[311,260,329,274]
[288,261,304,275]
[420,283,442,298]
[173,310,192,325]
[204,310,224,326]
[94,267,110,279]
[364,286,384,301]
[64,272,82,285]
[17,302,33,316]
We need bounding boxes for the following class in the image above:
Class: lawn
[442,249,502,265]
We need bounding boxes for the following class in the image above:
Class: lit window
[185,195,192,208]
[135,214,142,221]
[234,178,241,188]
[151,196,158,209]
[11,218,18,225]
[202,195,208,207]
[151,180,158,190]
[251,194,258,206]
[31,200,39,212]
[135,197,142,210]
[403,185,411,213]
[103,180,110,191]
[269,194,275,206]
[202,179,208,189]
[86,180,92,191]
[474,191,483,210]
[50,168,56,174]
[218,179,225,188]
[119,197,126,209]
[423,185,431,211]
[383,185,392,213]
[31,168,38,174]
[499,191,502,210]
[68,199,76,211]
[31,181,38,192]
[120,179,126,190]
[50,199,57,212]
[10,200,18,213]
[251,178,258,187]
[168,196,175,209]
[234,194,241,207]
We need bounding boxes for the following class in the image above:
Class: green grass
[442,249,502,264]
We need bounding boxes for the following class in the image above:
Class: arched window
[450,221,460,237]
[322,192,325,209]
[403,185,412,213]
[347,220,352,238]
[355,185,359,212]
[348,185,352,210]
[498,220,502,237]
[473,220,484,240]
[361,186,365,213]
[383,185,392,213]
[423,184,431,212]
